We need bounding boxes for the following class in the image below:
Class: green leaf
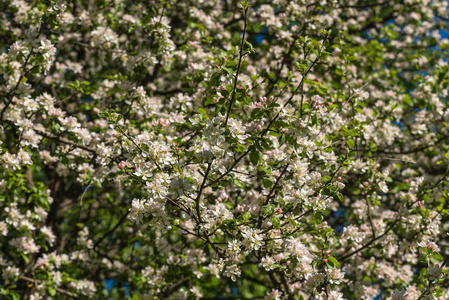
[272,216,281,229]
[244,41,255,54]
[225,202,234,210]
[432,251,444,261]
[234,179,244,188]
[249,150,262,165]
[263,178,273,189]
[53,122,60,133]
[295,62,307,71]
[221,62,238,75]
[174,165,182,174]
[243,211,251,222]
[261,205,274,215]
[99,111,109,118]
[260,139,271,150]
[21,253,29,263]
[210,72,222,86]
[234,144,246,152]
[328,256,341,268]
[335,193,343,202]
[30,66,42,74]
[313,213,323,223]
[347,139,355,148]
[269,130,281,137]
[402,94,412,105]
[251,108,263,119]
[198,108,208,115]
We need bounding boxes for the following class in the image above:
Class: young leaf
[250,150,262,165]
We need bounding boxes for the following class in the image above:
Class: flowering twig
[223,4,250,127]
[340,218,399,262]
[20,276,78,298]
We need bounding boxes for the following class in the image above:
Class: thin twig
[20,276,78,298]
[94,211,130,249]
[196,162,213,224]
[223,6,250,127]
[340,218,399,261]
[34,128,97,153]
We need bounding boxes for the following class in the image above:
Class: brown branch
[340,218,399,262]
[223,6,249,127]
[196,162,213,224]
[94,211,130,249]
[34,128,97,154]
[0,19,46,121]
[20,276,78,298]
[115,124,163,172]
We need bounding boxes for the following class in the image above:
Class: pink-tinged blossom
[9,236,40,254]
[40,226,56,246]
[265,289,282,300]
